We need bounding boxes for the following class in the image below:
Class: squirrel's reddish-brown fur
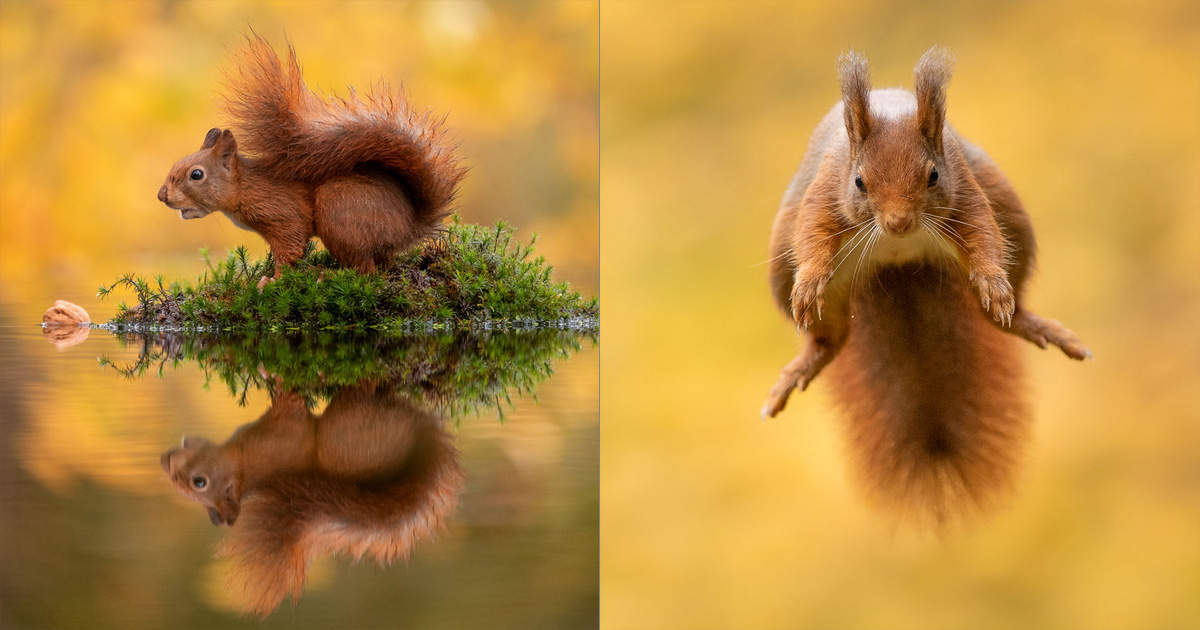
[763,47,1090,527]
[161,380,462,616]
[157,36,465,286]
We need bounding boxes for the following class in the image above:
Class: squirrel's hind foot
[762,377,799,419]
[1008,308,1092,360]
[762,336,844,419]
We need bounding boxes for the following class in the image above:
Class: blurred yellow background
[600,1,1199,629]
[0,0,598,326]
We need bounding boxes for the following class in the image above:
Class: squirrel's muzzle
[157,185,168,204]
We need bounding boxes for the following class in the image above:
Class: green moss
[98,218,597,331]
[101,327,595,420]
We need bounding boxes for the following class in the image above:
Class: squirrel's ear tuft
[838,50,872,155]
[214,129,238,171]
[201,128,222,150]
[914,47,955,153]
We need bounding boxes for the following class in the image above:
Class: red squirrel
[763,48,1090,526]
[161,379,462,616]
[157,36,465,289]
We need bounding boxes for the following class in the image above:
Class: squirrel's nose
[883,213,915,235]
[157,185,168,203]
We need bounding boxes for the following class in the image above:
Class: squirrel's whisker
[827,222,872,266]
[926,216,968,249]
[928,211,986,231]
[922,217,959,261]
[828,222,875,279]
[851,225,880,297]
[818,217,874,244]
[924,214,969,246]
[749,251,792,268]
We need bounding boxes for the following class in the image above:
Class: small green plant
[98,218,597,332]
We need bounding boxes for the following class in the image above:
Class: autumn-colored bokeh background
[0,2,597,628]
[601,1,1199,629]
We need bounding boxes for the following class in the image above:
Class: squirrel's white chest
[829,226,963,286]
[871,231,944,265]
[221,211,254,232]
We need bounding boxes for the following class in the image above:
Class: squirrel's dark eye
[854,175,866,193]
[928,168,939,187]
[190,169,204,181]
[192,476,207,489]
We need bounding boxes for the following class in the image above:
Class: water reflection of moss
[100,328,596,419]
[97,219,598,331]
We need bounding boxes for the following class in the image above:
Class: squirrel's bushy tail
[223,35,465,227]
[826,264,1030,531]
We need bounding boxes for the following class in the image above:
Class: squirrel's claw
[970,268,1015,327]
[790,271,829,331]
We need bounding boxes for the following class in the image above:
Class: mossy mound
[98,218,597,332]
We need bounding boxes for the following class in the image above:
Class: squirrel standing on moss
[763,48,1091,525]
[157,36,465,289]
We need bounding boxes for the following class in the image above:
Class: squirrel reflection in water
[160,377,462,616]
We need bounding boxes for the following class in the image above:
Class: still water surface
[0,322,598,629]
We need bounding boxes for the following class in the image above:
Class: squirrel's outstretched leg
[762,292,850,419]
[765,203,859,418]
[994,306,1092,360]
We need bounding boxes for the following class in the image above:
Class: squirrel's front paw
[790,269,829,329]
[970,268,1015,326]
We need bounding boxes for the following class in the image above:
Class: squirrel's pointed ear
[213,129,238,171]
[838,50,872,156]
[914,47,955,153]
[200,128,222,150]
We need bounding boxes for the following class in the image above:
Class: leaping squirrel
[157,36,465,289]
[763,47,1090,527]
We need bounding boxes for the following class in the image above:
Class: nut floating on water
[42,300,91,349]
[43,300,90,326]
